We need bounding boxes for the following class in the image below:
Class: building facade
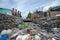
[50,11,60,17]
[31,11,44,23]
[47,6,60,17]
[31,11,44,19]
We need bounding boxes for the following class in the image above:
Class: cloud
[0,0,28,18]
[0,0,60,18]
[43,0,60,11]
[0,0,10,8]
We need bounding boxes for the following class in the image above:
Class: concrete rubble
[0,14,60,40]
[0,14,22,31]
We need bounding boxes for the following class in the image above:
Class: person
[12,8,15,16]
[16,28,41,40]
[15,9,17,16]
[28,28,41,40]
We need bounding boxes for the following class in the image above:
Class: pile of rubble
[0,14,22,31]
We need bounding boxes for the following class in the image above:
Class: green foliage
[19,23,30,29]
[26,12,32,19]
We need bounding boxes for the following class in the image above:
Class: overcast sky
[0,0,60,18]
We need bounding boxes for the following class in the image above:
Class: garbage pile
[0,14,60,40]
[0,28,60,40]
[0,14,22,31]
[0,28,23,40]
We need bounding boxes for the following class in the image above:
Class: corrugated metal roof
[0,8,12,15]
[51,6,60,11]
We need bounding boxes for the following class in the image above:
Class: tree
[26,12,32,19]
